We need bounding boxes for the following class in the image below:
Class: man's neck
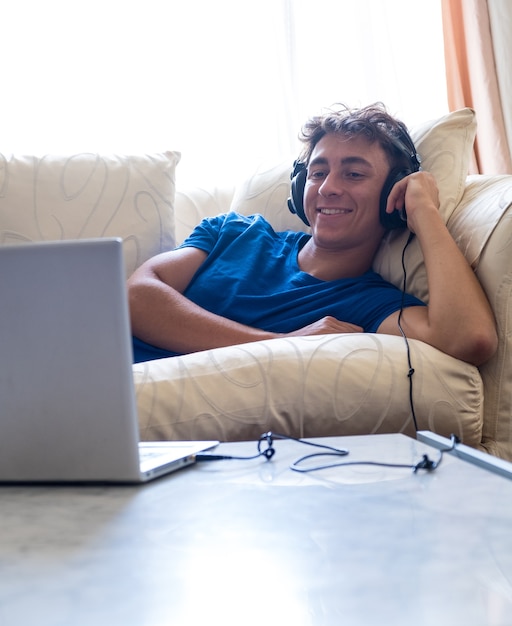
[297,239,376,281]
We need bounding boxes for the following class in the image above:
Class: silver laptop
[0,238,218,483]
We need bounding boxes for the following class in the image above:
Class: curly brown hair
[298,102,419,172]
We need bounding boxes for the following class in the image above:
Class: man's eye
[346,171,364,179]
[309,170,326,180]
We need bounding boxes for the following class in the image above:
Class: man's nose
[319,173,343,197]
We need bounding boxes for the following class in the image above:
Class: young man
[128,103,498,366]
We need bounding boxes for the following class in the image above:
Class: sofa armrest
[451,175,512,460]
[134,333,483,447]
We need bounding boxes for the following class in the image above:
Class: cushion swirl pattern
[134,334,483,446]
[0,151,180,277]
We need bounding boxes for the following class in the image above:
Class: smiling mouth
[317,208,352,215]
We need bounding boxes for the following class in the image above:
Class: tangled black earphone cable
[197,430,460,474]
[290,433,460,473]
[196,431,349,463]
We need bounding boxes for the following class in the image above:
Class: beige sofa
[2,109,512,460]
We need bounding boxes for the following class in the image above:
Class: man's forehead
[309,134,387,167]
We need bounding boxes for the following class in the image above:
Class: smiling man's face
[304,133,391,253]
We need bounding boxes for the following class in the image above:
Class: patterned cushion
[135,334,483,446]
[0,151,180,277]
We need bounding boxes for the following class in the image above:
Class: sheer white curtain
[0,0,447,187]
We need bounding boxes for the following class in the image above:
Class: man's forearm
[416,214,498,365]
[128,278,277,354]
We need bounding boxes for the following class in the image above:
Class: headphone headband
[391,122,421,173]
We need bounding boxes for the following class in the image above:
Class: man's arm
[128,247,277,354]
[128,247,362,355]
[377,171,498,366]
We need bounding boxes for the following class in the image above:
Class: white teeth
[319,208,350,215]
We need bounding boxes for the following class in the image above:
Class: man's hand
[385,170,439,234]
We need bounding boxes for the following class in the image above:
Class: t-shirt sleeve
[176,214,227,254]
[364,289,425,333]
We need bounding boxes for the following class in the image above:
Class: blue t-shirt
[132,213,424,362]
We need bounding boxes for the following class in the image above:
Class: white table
[1,433,512,625]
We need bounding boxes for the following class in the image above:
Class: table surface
[1,433,512,626]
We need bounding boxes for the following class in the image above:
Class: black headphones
[287,125,421,230]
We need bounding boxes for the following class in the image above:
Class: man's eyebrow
[308,156,328,167]
[340,156,373,168]
[308,156,373,168]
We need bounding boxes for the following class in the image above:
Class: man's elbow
[126,278,153,337]
[457,327,499,367]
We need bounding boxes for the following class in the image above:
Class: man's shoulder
[214,212,303,239]
[180,212,306,256]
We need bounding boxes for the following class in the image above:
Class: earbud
[414,454,438,472]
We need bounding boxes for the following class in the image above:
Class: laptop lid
[0,238,216,483]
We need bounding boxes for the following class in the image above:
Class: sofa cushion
[134,333,483,447]
[174,185,236,245]
[230,108,477,303]
[0,151,180,277]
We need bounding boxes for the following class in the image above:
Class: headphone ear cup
[287,163,309,226]
[380,168,411,230]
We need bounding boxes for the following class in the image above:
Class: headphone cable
[397,231,419,431]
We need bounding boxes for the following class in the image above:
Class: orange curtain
[442,0,512,174]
